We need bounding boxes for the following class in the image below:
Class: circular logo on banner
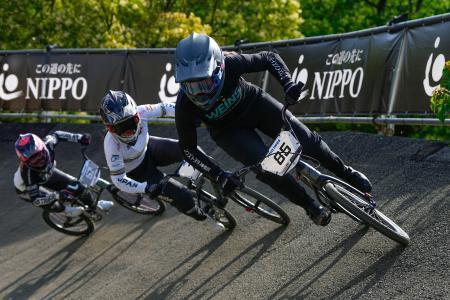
[0,63,23,101]
[423,37,446,96]
[158,63,180,103]
[292,54,308,86]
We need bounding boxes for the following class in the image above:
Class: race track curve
[0,123,448,300]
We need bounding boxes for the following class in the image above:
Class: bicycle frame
[165,164,225,205]
[79,146,116,201]
[229,100,377,211]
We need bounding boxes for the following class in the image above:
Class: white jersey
[104,102,175,194]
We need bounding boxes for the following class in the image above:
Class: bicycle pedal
[88,211,103,222]
[329,206,338,213]
[363,192,373,199]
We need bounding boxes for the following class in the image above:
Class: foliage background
[1,0,449,140]
[2,0,449,49]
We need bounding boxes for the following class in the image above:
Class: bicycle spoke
[325,182,410,245]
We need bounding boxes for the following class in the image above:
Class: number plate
[261,131,301,176]
[79,159,100,187]
[177,161,201,180]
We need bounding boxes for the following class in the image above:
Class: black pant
[127,136,195,214]
[25,168,94,211]
[209,91,346,209]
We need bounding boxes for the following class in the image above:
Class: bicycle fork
[295,160,377,212]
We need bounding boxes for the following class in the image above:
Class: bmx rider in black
[174,33,372,226]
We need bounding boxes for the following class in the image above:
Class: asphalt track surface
[0,123,448,300]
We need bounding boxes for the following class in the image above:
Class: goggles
[107,114,140,138]
[181,65,223,95]
[27,149,49,168]
[181,77,216,95]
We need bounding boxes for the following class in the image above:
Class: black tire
[324,182,410,245]
[316,189,364,224]
[197,189,237,231]
[112,190,166,215]
[231,186,290,225]
[42,210,94,236]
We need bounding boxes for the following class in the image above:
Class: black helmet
[175,33,225,110]
[99,90,141,144]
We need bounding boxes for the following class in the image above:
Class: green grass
[309,123,449,142]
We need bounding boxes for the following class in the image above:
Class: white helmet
[99,90,141,144]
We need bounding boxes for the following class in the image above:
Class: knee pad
[185,205,207,221]
[161,179,196,213]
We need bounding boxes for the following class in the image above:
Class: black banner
[389,21,450,114]
[0,13,449,115]
[269,33,403,115]
[124,52,178,105]
[0,52,126,112]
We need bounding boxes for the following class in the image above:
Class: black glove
[32,192,58,207]
[217,171,240,196]
[145,183,162,198]
[79,133,91,146]
[284,81,305,105]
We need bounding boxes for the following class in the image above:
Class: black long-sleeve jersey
[16,131,86,202]
[175,51,293,179]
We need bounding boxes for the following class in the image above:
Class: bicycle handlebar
[81,146,89,161]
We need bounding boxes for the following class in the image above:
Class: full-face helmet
[175,33,225,110]
[99,90,141,144]
[15,133,50,169]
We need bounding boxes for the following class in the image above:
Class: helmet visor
[107,114,139,138]
[27,149,49,168]
[181,77,216,95]
[180,66,224,110]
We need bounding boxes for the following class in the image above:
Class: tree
[430,61,450,122]
[300,0,450,37]
[171,0,303,45]
[0,0,303,49]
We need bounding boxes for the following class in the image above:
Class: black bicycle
[43,147,165,236]
[243,95,410,245]
[174,159,290,227]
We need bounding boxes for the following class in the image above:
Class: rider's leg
[211,127,330,225]
[161,178,207,221]
[44,168,96,208]
[127,149,206,221]
[147,136,184,167]
[211,127,317,202]
[254,92,372,193]
[148,136,208,167]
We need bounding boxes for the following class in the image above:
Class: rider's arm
[104,135,147,194]
[46,131,88,148]
[19,167,58,206]
[138,102,175,120]
[175,97,222,180]
[110,172,147,194]
[226,51,294,87]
